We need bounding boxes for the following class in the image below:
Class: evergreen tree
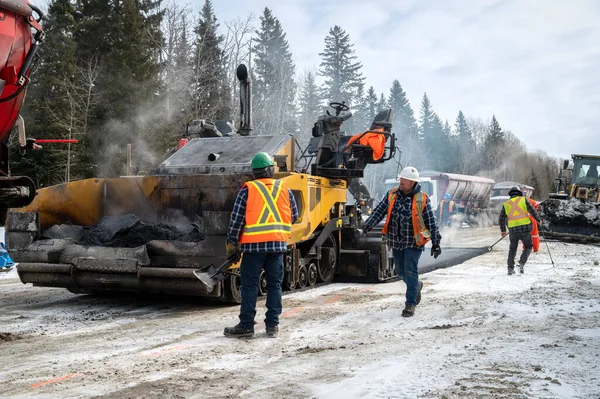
[377,93,388,114]
[252,7,297,135]
[420,93,447,170]
[365,86,379,122]
[15,0,83,186]
[318,25,364,107]
[419,93,434,141]
[483,115,506,170]
[351,84,370,131]
[191,0,230,121]
[72,0,165,177]
[297,71,322,146]
[387,80,418,166]
[454,110,477,173]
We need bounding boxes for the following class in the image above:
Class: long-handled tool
[540,230,555,267]
[193,258,236,291]
[487,234,507,251]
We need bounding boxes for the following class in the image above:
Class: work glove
[225,242,241,263]
[362,224,372,235]
[431,244,442,259]
[501,231,507,238]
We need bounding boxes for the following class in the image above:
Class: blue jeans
[239,252,284,330]
[392,248,422,305]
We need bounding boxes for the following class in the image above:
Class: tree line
[12,0,559,199]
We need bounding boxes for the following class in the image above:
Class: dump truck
[6,65,400,302]
[538,154,600,243]
[382,171,495,227]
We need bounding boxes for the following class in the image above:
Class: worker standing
[362,166,442,317]
[437,193,456,227]
[499,186,541,275]
[224,152,299,338]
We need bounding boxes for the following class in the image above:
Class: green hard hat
[251,152,274,169]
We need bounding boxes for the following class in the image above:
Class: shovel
[487,234,507,252]
[193,258,236,291]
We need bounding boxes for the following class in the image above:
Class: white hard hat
[399,166,420,182]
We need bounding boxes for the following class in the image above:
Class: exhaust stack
[237,64,252,136]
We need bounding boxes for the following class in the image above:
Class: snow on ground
[0,233,599,398]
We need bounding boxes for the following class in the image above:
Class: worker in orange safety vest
[223,152,299,339]
[437,193,456,227]
[362,166,442,317]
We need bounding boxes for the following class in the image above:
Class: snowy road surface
[1,228,600,398]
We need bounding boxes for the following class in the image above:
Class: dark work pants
[507,231,533,268]
[239,252,284,330]
[392,248,422,305]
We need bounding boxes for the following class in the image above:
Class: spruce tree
[420,93,447,170]
[484,115,506,171]
[365,86,379,123]
[14,0,82,186]
[252,8,297,135]
[387,80,418,166]
[318,25,364,107]
[191,0,230,122]
[298,71,322,146]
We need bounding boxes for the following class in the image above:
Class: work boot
[518,262,524,274]
[416,280,424,305]
[507,267,515,275]
[223,323,254,338]
[266,325,279,338]
[402,304,416,317]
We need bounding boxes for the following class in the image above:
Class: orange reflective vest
[239,178,292,244]
[438,199,454,219]
[345,127,386,160]
[382,187,432,246]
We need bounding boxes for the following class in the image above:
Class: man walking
[362,166,442,317]
[499,186,541,275]
[224,152,299,338]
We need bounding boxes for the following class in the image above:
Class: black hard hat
[508,186,523,196]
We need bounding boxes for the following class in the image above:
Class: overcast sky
[182,0,600,159]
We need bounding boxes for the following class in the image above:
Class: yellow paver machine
[6,65,398,302]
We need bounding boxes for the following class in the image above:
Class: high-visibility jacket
[240,178,292,244]
[523,198,540,252]
[382,187,432,246]
[345,127,386,160]
[504,196,532,229]
[438,199,455,220]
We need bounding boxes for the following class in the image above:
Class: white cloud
[187,0,600,158]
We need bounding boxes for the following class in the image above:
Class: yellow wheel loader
[539,154,600,244]
[6,64,399,303]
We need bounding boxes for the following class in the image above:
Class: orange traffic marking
[282,307,305,317]
[145,344,194,357]
[324,295,342,304]
[30,373,80,389]
[361,285,375,291]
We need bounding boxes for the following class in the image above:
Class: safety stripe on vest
[415,192,428,233]
[243,224,292,235]
[249,180,283,224]
[506,197,529,220]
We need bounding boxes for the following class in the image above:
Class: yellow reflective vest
[503,197,531,229]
